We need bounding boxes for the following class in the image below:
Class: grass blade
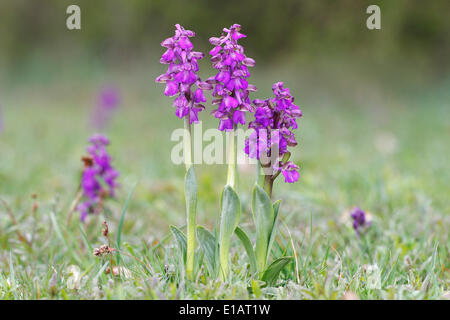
[116,181,138,250]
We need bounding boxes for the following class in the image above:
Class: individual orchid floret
[204,24,257,131]
[245,82,302,184]
[350,207,371,236]
[77,134,119,221]
[156,24,209,123]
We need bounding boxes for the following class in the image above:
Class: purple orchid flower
[77,134,119,221]
[204,24,257,131]
[156,24,208,123]
[350,207,371,236]
[245,82,302,183]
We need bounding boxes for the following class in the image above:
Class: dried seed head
[102,221,109,237]
[93,244,112,257]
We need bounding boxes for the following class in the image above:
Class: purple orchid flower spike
[204,24,257,131]
[350,207,371,236]
[245,82,302,193]
[77,134,119,221]
[156,24,208,123]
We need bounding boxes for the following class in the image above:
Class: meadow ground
[0,64,449,300]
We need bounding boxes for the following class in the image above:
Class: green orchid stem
[263,174,273,199]
[259,161,273,198]
[219,241,231,281]
[184,116,192,171]
[226,126,237,189]
[184,115,196,281]
[220,125,239,281]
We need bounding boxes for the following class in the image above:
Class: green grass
[0,69,449,300]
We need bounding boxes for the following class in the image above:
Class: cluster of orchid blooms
[351,207,371,236]
[77,134,119,221]
[156,23,301,184]
[156,24,207,124]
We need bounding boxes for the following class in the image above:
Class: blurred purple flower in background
[156,24,208,123]
[204,24,257,131]
[91,87,121,130]
[77,134,119,221]
[351,207,371,236]
[245,82,302,183]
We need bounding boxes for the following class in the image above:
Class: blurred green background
[1,0,449,87]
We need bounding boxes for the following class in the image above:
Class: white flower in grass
[66,265,82,290]
[365,264,381,289]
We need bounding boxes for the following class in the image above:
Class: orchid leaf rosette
[204,24,257,280]
[156,24,207,280]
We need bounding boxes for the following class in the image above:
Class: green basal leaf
[266,199,281,266]
[219,185,241,280]
[197,226,218,277]
[261,256,294,287]
[251,184,274,272]
[235,226,258,276]
[170,225,187,263]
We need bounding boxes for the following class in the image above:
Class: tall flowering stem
[156,24,206,280]
[205,24,256,280]
[206,24,256,187]
[245,82,302,198]
[233,83,302,277]
[226,124,237,188]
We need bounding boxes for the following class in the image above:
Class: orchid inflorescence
[77,134,119,221]
[351,207,371,236]
[156,24,210,124]
[205,23,257,131]
[245,81,302,185]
